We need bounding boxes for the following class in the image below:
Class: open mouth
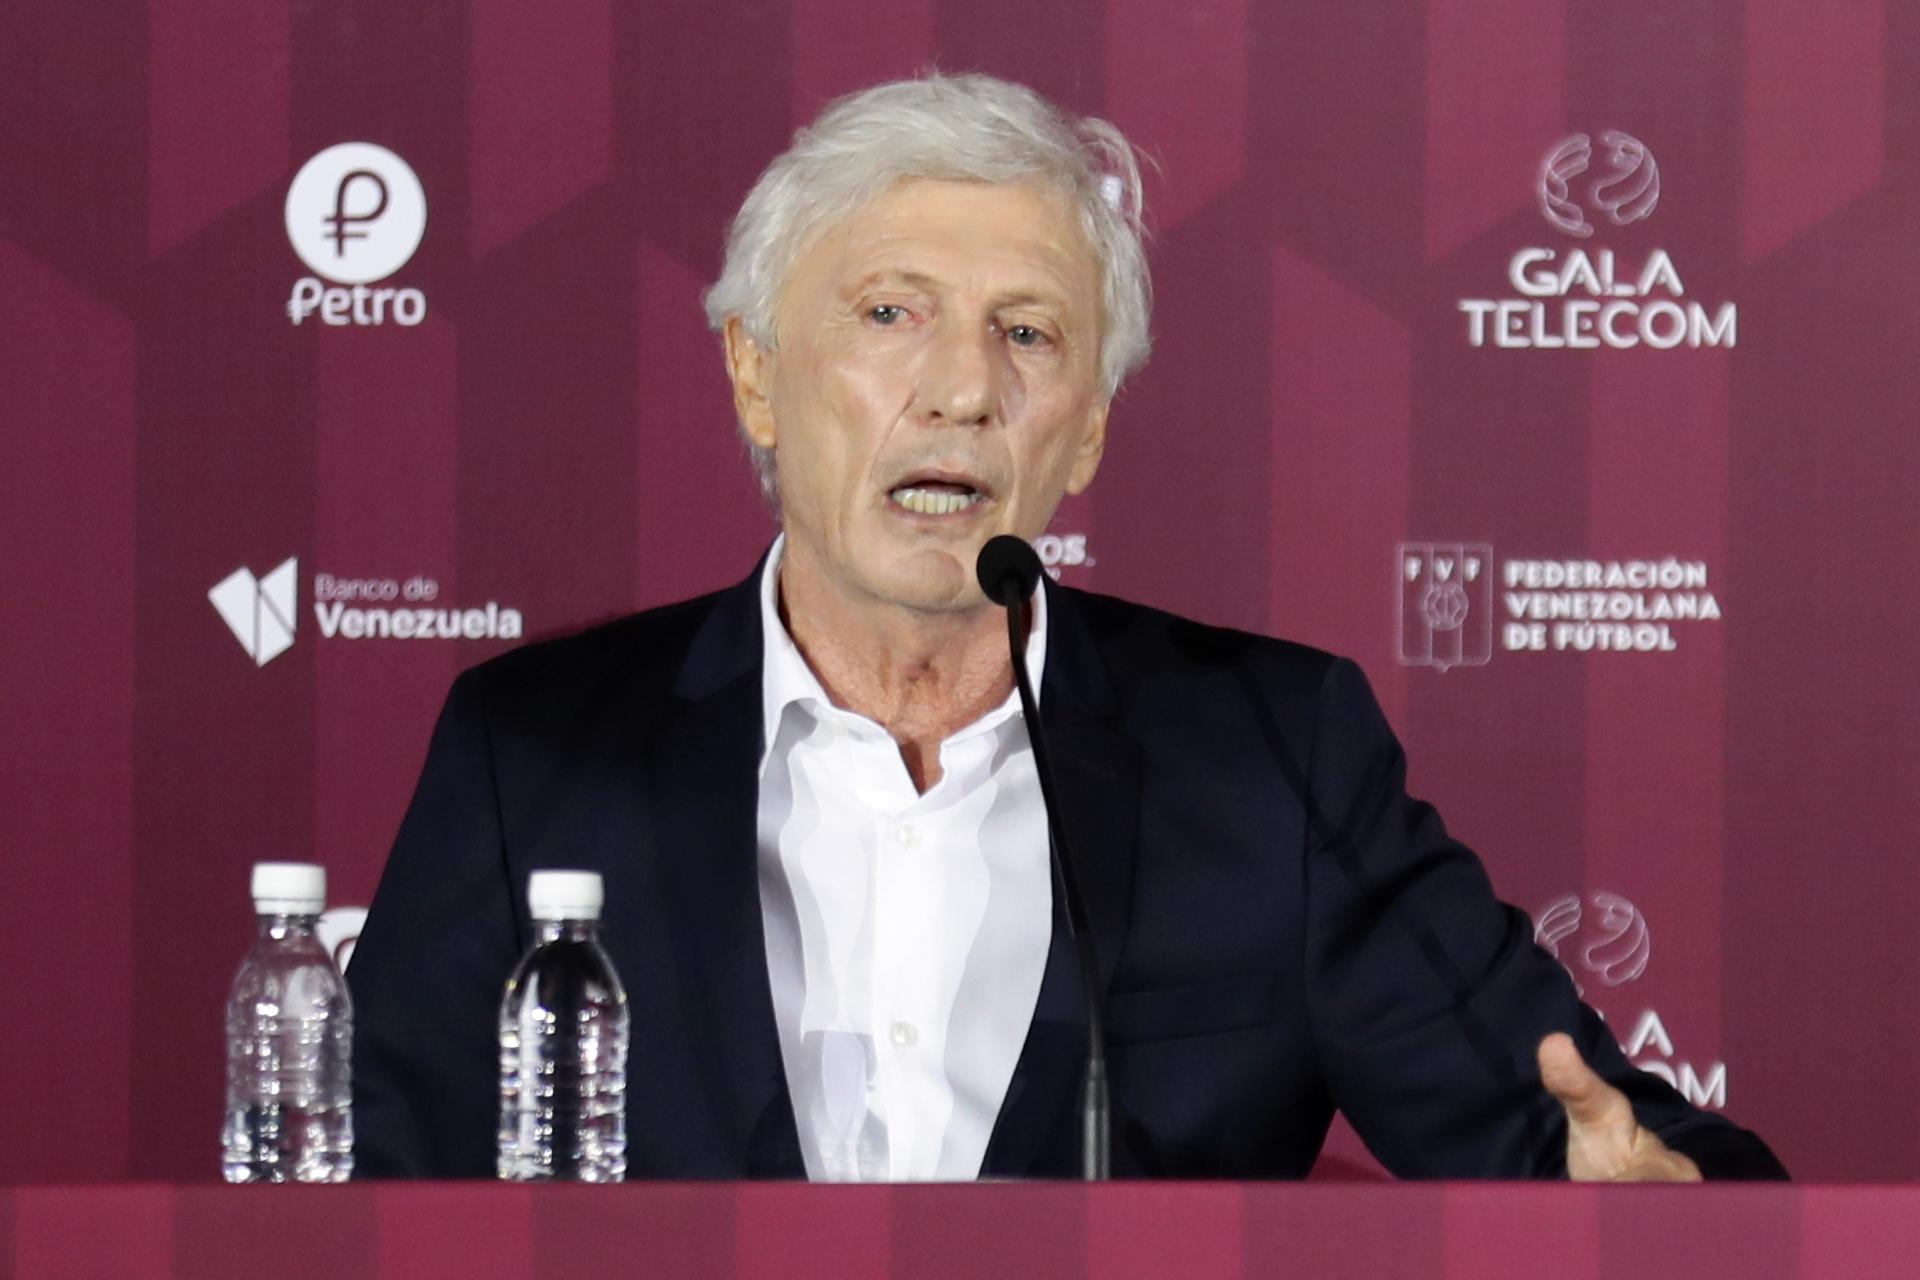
[887,477,990,516]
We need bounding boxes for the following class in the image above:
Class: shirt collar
[758,533,1048,755]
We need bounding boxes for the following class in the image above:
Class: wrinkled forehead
[777,176,1104,314]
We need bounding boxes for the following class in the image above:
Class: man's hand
[1538,1032,1703,1182]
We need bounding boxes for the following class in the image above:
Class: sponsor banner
[209,559,524,666]
[1399,544,1723,669]
[1458,132,1736,350]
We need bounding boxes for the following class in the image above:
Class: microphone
[975,534,1111,1180]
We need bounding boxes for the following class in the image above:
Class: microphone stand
[990,553,1111,1181]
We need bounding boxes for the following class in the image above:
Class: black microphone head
[976,535,1043,604]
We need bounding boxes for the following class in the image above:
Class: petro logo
[285,143,426,282]
[284,143,428,326]
[1537,131,1660,239]
[1533,890,1650,995]
[209,557,299,667]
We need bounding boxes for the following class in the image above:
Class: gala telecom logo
[1532,890,1727,1109]
[209,557,299,667]
[1533,890,1651,994]
[1462,130,1732,350]
[1536,131,1660,239]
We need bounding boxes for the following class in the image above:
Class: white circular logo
[285,143,427,284]
[1534,890,1650,994]
[1536,131,1660,239]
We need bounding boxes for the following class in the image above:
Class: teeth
[892,487,983,516]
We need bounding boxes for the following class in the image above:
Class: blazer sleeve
[1298,657,1786,1179]
[347,668,525,1178]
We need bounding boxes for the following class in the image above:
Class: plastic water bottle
[498,869,630,1181]
[223,862,354,1182]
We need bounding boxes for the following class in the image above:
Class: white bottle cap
[528,870,604,922]
[251,862,327,915]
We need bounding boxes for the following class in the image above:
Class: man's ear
[1063,400,1109,496]
[724,317,777,450]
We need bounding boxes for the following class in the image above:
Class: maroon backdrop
[2,0,1910,1184]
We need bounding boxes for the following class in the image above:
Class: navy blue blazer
[348,562,1784,1179]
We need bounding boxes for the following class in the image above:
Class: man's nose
[916,320,998,427]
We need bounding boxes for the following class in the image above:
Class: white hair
[703,73,1153,500]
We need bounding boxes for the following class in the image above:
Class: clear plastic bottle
[498,869,629,1181]
[223,862,354,1182]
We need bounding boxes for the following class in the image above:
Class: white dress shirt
[755,537,1052,1181]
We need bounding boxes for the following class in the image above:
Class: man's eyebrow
[845,269,941,294]
[992,288,1071,311]
[844,270,1073,311]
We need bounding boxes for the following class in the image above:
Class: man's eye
[868,304,907,326]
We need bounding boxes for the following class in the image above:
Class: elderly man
[349,74,1782,1181]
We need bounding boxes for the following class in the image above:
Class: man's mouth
[887,477,990,516]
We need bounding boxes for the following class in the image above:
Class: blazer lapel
[647,563,805,1177]
[982,580,1142,1177]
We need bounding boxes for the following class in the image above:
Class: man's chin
[864,547,990,614]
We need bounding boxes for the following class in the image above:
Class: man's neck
[776,553,1017,794]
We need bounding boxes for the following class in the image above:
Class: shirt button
[895,824,920,850]
[890,1020,919,1048]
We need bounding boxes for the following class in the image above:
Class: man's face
[728,177,1109,616]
